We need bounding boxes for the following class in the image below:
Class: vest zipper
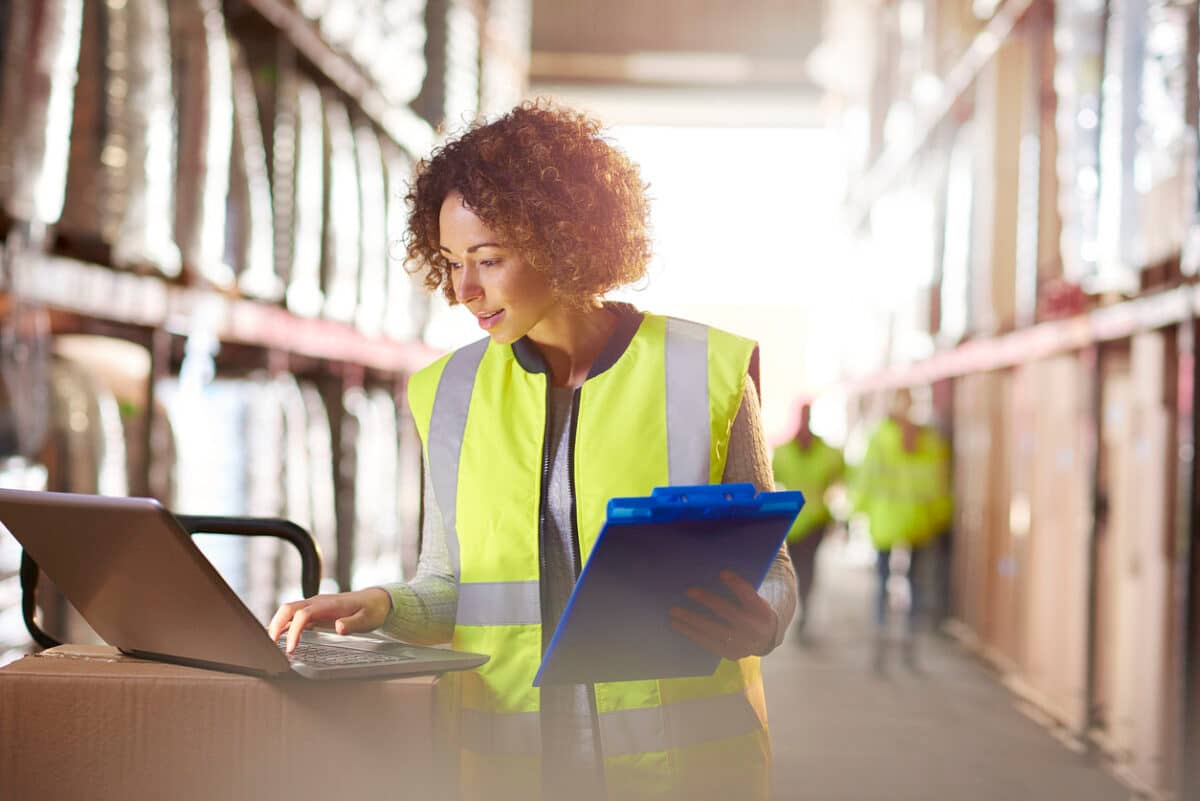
[567,388,607,783]
[537,383,605,784]
[537,379,553,653]
[566,389,583,576]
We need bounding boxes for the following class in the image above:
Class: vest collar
[508,302,644,380]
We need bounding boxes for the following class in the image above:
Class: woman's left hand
[669,570,778,660]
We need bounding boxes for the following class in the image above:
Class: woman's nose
[455,264,482,302]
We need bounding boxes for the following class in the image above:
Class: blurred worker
[850,387,952,673]
[771,400,844,638]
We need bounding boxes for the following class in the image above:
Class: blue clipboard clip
[607,482,804,523]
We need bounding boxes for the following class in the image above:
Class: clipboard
[533,483,804,686]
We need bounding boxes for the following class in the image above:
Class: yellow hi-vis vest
[771,436,844,543]
[407,312,769,801]
[850,418,953,550]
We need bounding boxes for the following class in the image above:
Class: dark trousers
[787,527,827,627]
[875,546,922,634]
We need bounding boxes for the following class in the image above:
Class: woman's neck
[527,301,618,388]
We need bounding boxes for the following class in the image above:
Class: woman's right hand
[267,587,392,655]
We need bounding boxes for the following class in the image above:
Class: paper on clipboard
[533,483,804,686]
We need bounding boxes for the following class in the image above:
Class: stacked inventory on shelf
[0,0,438,330]
[816,0,1198,797]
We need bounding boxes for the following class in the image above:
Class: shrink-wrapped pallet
[277,77,326,317]
[242,376,287,622]
[168,0,234,289]
[1053,0,1105,284]
[59,0,179,274]
[158,379,250,602]
[367,389,402,576]
[276,375,312,602]
[0,0,82,228]
[300,385,338,589]
[1095,0,1190,281]
[344,387,401,587]
[228,39,281,301]
[376,0,428,105]
[321,94,361,323]
[354,124,388,336]
[382,145,430,342]
[349,0,385,77]
[47,360,128,499]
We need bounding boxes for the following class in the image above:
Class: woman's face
[438,192,556,345]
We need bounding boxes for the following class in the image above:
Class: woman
[268,101,797,801]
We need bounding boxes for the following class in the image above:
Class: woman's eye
[480,258,501,267]
[447,262,462,271]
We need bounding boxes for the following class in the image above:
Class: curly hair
[404,101,652,306]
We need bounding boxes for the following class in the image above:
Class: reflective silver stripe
[427,338,489,578]
[599,691,763,756]
[456,581,541,626]
[460,708,542,755]
[664,317,710,485]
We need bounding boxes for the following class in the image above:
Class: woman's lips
[477,309,505,330]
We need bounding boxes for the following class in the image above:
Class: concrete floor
[762,543,1132,801]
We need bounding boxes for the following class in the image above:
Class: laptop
[0,488,489,680]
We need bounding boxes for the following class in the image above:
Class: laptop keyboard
[278,639,412,666]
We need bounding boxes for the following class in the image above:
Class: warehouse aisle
[763,542,1131,801]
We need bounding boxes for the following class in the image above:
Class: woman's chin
[485,328,518,345]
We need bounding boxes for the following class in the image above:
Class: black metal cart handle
[174,515,324,599]
[20,515,323,650]
[19,552,57,650]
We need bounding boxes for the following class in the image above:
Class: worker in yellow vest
[850,387,952,672]
[771,400,844,638]
[268,102,797,801]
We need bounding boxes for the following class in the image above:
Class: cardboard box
[952,373,995,641]
[982,370,1018,665]
[1022,355,1091,734]
[1095,356,1133,759]
[1132,331,1168,406]
[0,645,446,801]
[1128,404,1174,795]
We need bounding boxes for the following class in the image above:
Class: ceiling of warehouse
[528,0,826,125]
